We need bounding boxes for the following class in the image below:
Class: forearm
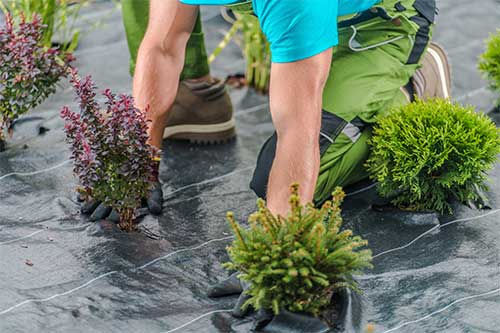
[132,1,198,149]
[266,49,331,216]
[133,44,184,148]
[267,128,321,214]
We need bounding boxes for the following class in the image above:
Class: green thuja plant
[224,184,373,317]
[366,98,500,214]
[479,29,500,109]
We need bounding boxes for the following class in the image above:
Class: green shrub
[366,98,500,214]
[0,0,106,53]
[239,14,271,93]
[224,184,372,317]
[209,13,271,93]
[479,29,500,107]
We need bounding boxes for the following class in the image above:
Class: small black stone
[71,309,80,318]
[38,126,50,135]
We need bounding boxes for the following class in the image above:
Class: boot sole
[163,118,236,144]
[427,42,452,99]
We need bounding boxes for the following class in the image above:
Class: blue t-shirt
[180,0,381,63]
[182,0,241,3]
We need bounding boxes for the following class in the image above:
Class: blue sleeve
[253,0,339,63]
[338,0,381,16]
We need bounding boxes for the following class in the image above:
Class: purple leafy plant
[61,70,160,231]
[0,13,74,149]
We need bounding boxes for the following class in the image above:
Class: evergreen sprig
[479,29,500,107]
[366,98,500,214]
[224,184,373,316]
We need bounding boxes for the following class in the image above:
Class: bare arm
[133,1,198,148]
[266,49,332,216]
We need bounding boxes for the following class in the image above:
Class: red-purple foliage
[0,13,74,143]
[61,71,160,230]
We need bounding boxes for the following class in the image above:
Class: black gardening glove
[207,273,274,331]
[79,181,163,222]
[79,160,163,222]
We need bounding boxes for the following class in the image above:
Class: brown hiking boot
[163,78,236,144]
[412,42,452,99]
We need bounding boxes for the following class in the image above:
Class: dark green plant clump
[366,98,500,214]
[224,185,372,317]
[0,13,74,148]
[479,29,500,108]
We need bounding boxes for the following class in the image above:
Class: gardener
[82,0,449,325]
[82,0,449,221]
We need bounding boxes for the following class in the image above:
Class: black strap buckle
[395,2,407,12]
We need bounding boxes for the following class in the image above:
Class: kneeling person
[190,0,450,326]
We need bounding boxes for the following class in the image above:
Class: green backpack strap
[225,0,254,14]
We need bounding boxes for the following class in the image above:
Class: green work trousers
[250,0,436,203]
[314,0,435,202]
[121,0,210,79]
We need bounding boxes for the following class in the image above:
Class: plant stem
[118,207,136,232]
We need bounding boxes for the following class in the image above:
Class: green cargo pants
[316,0,436,202]
[250,0,436,203]
[121,0,210,79]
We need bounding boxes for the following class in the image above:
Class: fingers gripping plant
[0,13,74,149]
[61,71,159,231]
[479,29,500,109]
[366,98,500,214]
[225,184,373,317]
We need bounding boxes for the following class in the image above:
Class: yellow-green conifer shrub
[366,98,500,214]
[224,185,372,317]
[479,29,500,107]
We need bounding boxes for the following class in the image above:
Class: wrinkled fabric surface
[1,1,500,332]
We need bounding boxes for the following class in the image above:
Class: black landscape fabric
[1,1,500,332]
